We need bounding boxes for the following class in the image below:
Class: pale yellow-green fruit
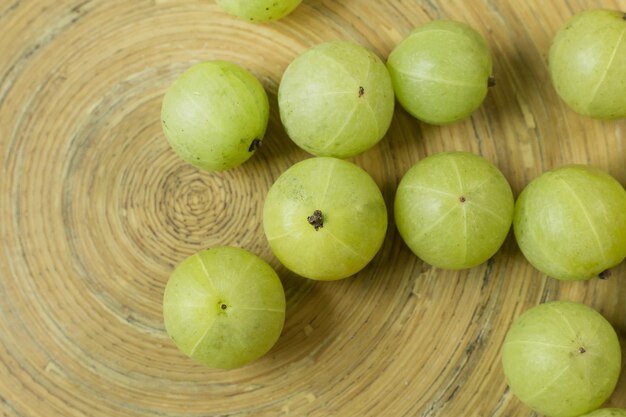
[278,41,395,158]
[394,152,514,269]
[161,61,269,171]
[514,165,626,280]
[216,0,302,23]
[263,157,388,280]
[163,247,285,369]
[549,9,626,119]
[502,301,621,417]
[387,20,493,125]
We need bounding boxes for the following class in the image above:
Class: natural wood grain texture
[1,0,625,416]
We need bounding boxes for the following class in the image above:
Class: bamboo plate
[1,1,625,416]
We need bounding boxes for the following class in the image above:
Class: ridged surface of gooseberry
[163,247,285,369]
[502,301,621,417]
[263,157,387,280]
[161,61,269,171]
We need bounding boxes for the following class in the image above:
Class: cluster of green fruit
[160,3,626,417]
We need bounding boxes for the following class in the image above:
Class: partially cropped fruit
[514,165,626,280]
[395,152,514,269]
[387,20,493,125]
[216,0,302,23]
[161,61,269,171]
[502,301,621,417]
[549,9,626,119]
[163,247,285,369]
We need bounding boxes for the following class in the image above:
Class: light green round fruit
[387,20,493,125]
[278,41,395,158]
[549,9,626,119]
[394,152,514,269]
[161,61,269,171]
[581,410,626,417]
[216,0,302,23]
[163,247,285,369]
[514,165,626,280]
[263,157,387,280]
[502,301,621,417]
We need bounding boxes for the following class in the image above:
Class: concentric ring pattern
[1,1,625,416]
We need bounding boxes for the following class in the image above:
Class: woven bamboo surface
[1,0,625,416]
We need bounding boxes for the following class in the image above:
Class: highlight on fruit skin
[162,247,286,369]
[502,301,622,417]
[278,41,395,158]
[513,164,626,280]
[549,9,626,119]
[216,0,303,23]
[161,60,269,172]
[386,19,493,125]
[263,157,388,281]
[394,151,514,269]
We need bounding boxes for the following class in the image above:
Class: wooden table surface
[1,0,625,416]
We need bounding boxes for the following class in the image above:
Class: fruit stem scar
[248,138,262,152]
[221,304,227,310]
[488,76,496,87]
[579,346,586,354]
[307,210,324,230]
[598,270,611,279]
[358,86,365,97]
[459,196,466,203]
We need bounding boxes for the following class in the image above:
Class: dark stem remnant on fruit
[459,196,466,203]
[488,75,496,87]
[358,86,365,97]
[220,303,228,310]
[579,346,586,354]
[599,269,611,280]
[623,13,626,20]
[248,138,262,152]
[307,210,324,231]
